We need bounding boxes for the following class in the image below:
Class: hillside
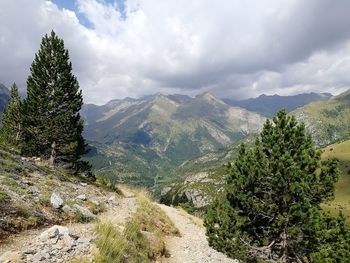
[292,89,350,146]
[82,93,266,187]
[322,140,350,225]
[224,92,332,117]
[0,145,115,240]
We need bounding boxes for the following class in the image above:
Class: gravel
[158,204,239,263]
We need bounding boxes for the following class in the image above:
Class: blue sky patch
[51,0,126,28]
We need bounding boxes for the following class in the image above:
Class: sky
[1,0,350,104]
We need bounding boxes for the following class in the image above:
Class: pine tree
[204,109,350,262]
[22,31,87,169]
[1,83,22,145]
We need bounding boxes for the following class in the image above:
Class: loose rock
[73,204,96,219]
[76,194,87,201]
[50,192,64,209]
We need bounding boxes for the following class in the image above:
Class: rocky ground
[0,187,135,263]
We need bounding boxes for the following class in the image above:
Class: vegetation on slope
[292,89,350,147]
[0,145,112,240]
[322,140,350,226]
[205,110,350,262]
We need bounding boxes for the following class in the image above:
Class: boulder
[183,189,212,208]
[39,225,69,242]
[0,251,21,263]
[76,194,87,201]
[160,187,172,196]
[73,204,96,219]
[27,186,40,196]
[50,192,64,209]
[184,172,209,184]
[108,196,118,205]
[32,251,50,261]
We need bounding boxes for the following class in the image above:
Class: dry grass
[94,221,150,263]
[93,189,179,262]
[176,206,204,228]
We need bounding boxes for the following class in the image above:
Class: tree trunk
[15,123,21,145]
[281,226,288,263]
[49,141,56,165]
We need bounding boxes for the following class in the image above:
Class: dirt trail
[158,204,238,263]
[1,188,238,263]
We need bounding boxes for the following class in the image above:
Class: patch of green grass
[87,201,107,214]
[1,176,19,187]
[0,189,10,203]
[322,140,350,226]
[94,221,150,263]
[95,176,122,194]
[15,204,30,218]
[74,210,95,223]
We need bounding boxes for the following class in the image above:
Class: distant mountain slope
[0,83,9,115]
[81,93,266,187]
[224,92,332,117]
[292,89,350,146]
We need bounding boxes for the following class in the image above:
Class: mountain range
[81,92,266,187]
[223,92,332,117]
[0,82,346,190]
[81,90,347,190]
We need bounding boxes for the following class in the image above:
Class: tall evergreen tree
[205,109,350,262]
[1,83,22,145]
[22,31,86,169]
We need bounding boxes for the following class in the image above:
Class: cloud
[0,0,350,104]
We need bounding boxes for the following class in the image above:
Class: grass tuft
[94,189,179,262]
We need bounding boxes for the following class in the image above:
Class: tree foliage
[21,31,87,170]
[1,83,22,146]
[204,109,350,262]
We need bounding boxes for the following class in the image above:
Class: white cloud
[0,0,350,104]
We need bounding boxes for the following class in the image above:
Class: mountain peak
[196,92,226,105]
